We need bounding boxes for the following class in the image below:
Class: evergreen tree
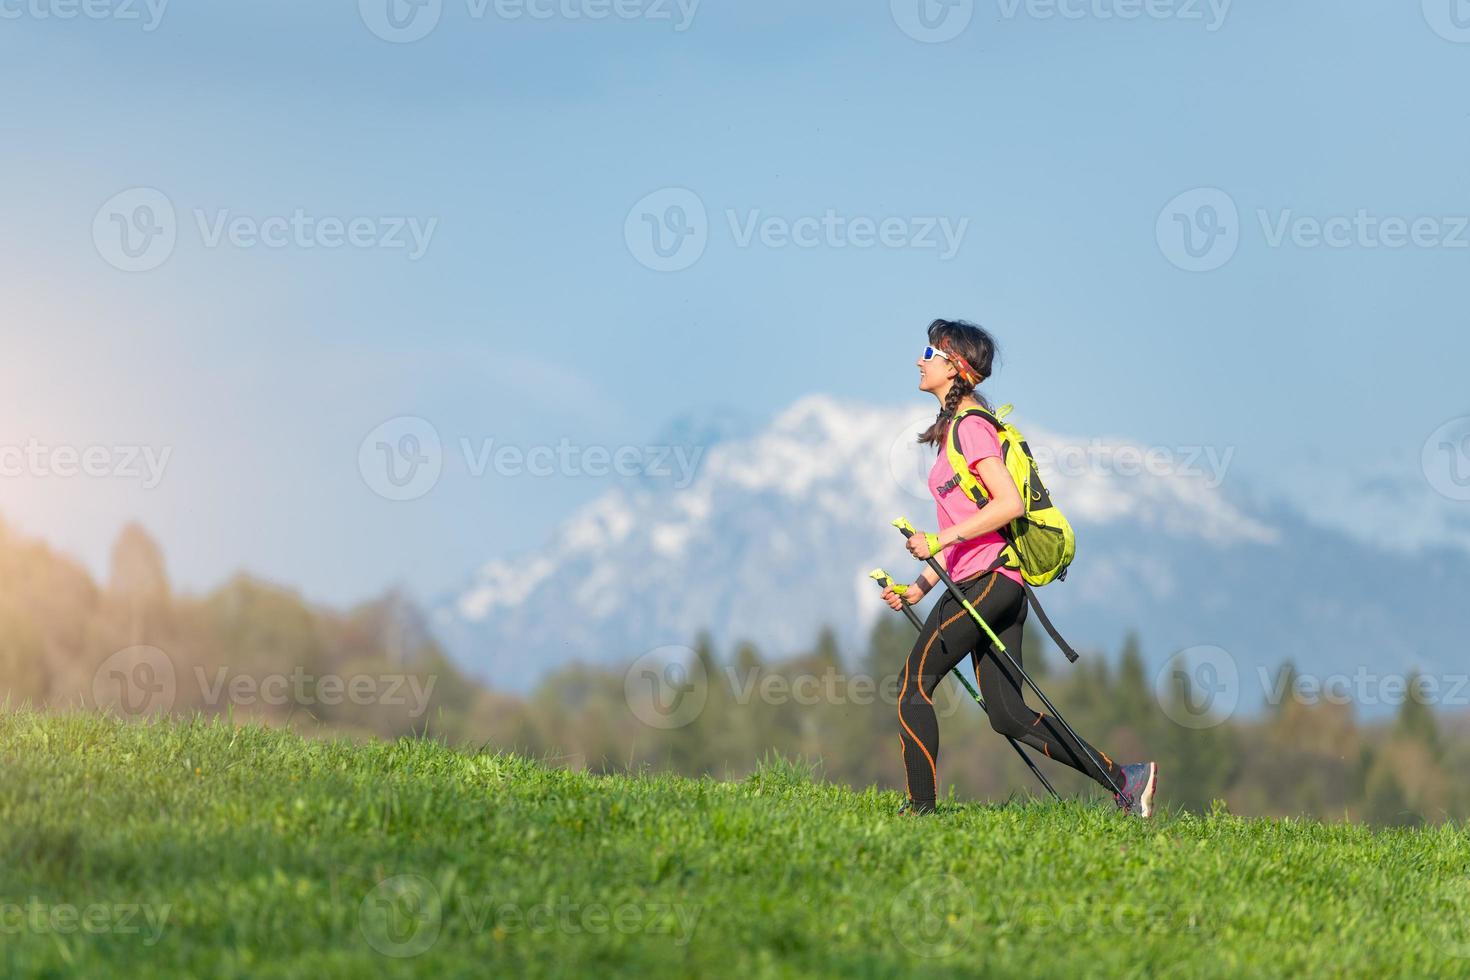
[1394,671,1441,759]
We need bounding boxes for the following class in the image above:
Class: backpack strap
[944,408,1004,506]
[1021,581,1082,664]
[982,558,1082,663]
[948,409,1023,573]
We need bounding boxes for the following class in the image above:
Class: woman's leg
[971,589,1126,792]
[896,572,1010,810]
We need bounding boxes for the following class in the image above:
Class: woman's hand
[906,530,944,561]
[881,581,927,611]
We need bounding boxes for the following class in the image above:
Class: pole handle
[892,518,941,559]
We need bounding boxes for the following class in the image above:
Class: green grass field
[2,711,1468,978]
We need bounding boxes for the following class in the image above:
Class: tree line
[1,519,1462,826]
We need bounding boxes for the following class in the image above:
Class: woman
[882,319,1159,817]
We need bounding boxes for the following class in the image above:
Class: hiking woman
[881,319,1159,817]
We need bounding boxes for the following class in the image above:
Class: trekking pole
[892,518,1126,799]
[870,569,1059,801]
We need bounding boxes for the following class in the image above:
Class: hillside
[2,712,1467,978]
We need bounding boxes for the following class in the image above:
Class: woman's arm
[938,455,1024,549]
[904,454,1024,567]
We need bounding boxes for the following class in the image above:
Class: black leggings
[897,571,1125,807]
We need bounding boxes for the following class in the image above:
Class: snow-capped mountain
[435,395,1470,718]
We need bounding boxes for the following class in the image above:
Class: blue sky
[2,1,1467,606]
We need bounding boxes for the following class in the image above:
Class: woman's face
[917,346,954,394]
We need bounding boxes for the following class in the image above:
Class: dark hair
[917,318,1000,449]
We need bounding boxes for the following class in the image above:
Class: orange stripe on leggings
[918,575,997,706]
[897,660,937,796]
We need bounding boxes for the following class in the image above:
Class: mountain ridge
[433,395,1470,719]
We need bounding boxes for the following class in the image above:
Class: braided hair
[918,319,1000,449]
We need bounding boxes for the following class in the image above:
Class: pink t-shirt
[927,414,1025,586]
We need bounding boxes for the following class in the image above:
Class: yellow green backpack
[943,404,1084,661]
